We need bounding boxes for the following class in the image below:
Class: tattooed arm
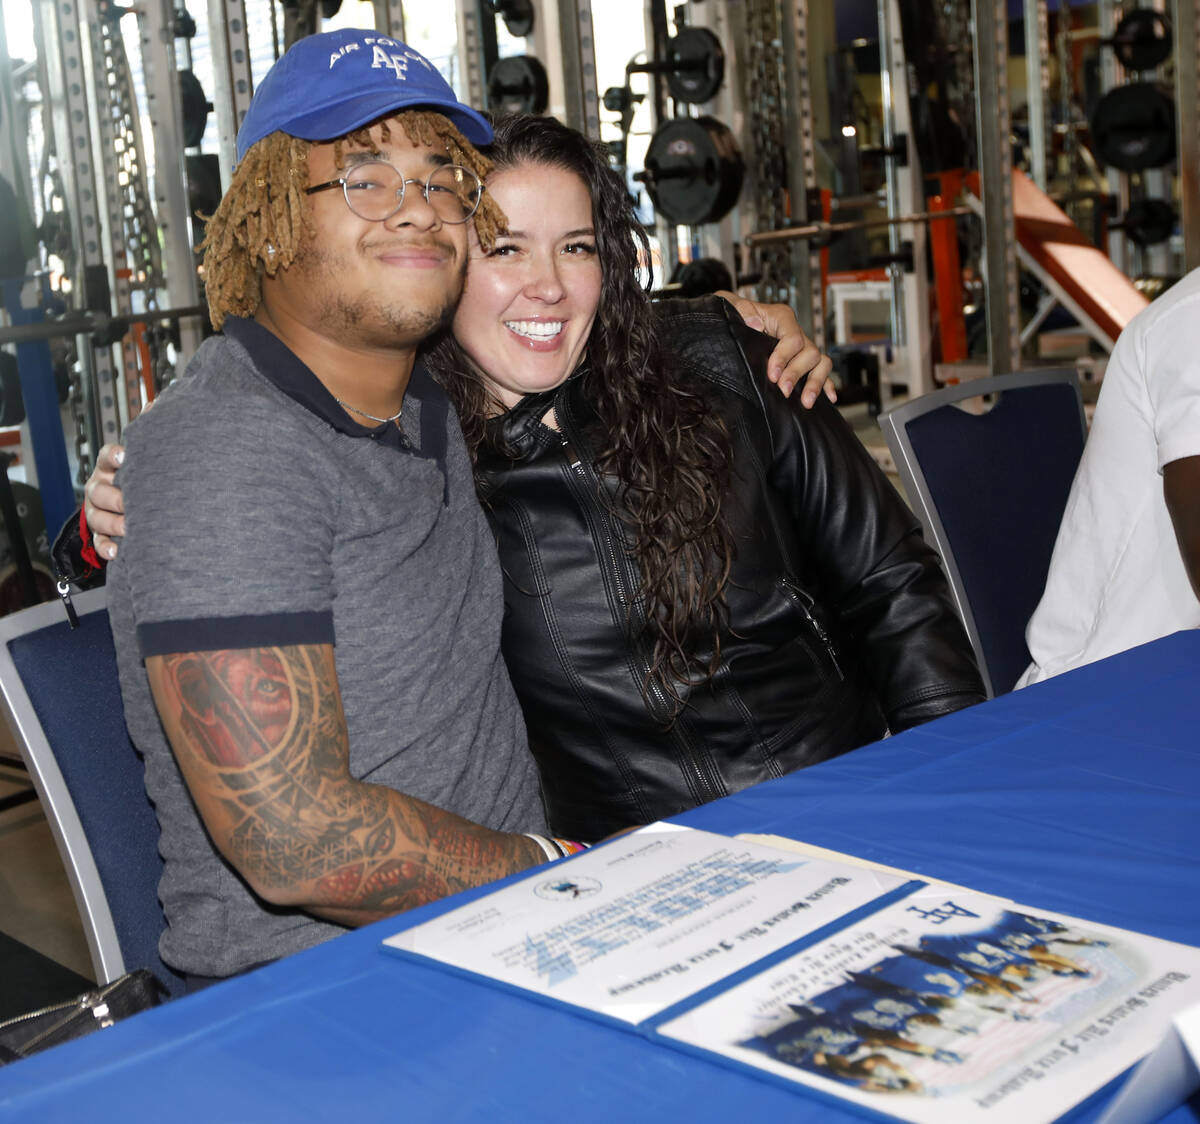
[145,643,544,925]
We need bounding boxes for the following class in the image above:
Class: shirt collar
[222,316,440,443]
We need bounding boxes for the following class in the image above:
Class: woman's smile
[452,162,602,410]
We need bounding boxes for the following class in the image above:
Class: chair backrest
[879,369,1087,698]
[0,587,185,995]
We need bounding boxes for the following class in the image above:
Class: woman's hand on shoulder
[84,443,127,560]
[717,290,837,408]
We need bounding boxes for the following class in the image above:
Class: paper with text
[657,886,1200,1124]
[383,824,905,1024]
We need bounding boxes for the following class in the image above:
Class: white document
[657,885,1200,1124]
[383,823,906,1024]
[1096,1001,1200,1124]
[737,832,975,893]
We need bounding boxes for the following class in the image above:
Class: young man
[107,29,549,982]
[1019,268,1200,686]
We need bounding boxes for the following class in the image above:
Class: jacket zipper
[560,435,584,476]
[558,426,725,804]
[779,577,844,678]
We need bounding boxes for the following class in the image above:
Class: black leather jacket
[476,298,984,840]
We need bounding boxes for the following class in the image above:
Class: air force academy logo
[534,876,602,901]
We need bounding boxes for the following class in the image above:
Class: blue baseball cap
[236,29,492,162]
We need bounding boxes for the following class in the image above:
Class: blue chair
[0,587,185,996]
[878,369,1087,698]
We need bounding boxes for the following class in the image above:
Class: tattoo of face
[167,649,294,768]
[156,645,531,912]
[159,646,394,889]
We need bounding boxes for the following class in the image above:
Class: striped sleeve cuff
[137,611,334,658]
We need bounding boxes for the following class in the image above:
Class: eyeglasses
[304,161,483,225]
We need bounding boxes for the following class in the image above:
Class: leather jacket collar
[484,366,588,458]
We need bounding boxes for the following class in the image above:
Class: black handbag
[0,968,165,1065]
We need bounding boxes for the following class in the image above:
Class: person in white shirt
[1018,267,1200,687]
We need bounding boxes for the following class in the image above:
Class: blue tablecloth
[2,632,1199,1123]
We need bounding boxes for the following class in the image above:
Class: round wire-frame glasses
[304,161,483,225]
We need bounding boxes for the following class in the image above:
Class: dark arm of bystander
[1163,454,1200,602]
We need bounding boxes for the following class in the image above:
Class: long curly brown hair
[198,111,505,330]
[425,114,735,718]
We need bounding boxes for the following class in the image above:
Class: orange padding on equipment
[968,169,1148,342]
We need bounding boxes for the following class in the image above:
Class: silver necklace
[334,396,403,425]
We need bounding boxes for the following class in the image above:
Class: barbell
[744,204,974,249]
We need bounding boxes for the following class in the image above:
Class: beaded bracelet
[522,833,560,862]
[523,834,590,861]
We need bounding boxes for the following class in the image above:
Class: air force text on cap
[325,37,436,81]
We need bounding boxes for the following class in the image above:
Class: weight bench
[966,169,1148,352]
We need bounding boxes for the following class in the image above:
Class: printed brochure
[382,824,1200,1123]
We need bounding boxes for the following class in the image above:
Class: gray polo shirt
[107,317,544,977]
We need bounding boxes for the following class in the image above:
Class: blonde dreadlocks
[199,111,506,330]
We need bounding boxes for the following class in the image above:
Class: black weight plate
[495,0,534,38]
[173,8,197,39]
[185,153,223,216]
[664,27,725,105]
[670,256,734,296]
[642,116,744,226]
[487,55,549,115]
[178,69,210,148]
[54,359,71,404]
[0,175,30,279]
[1111,9,1173,71]
[1089,83,1176,171]
[0,352,24,428]
[1121,198,1176,246]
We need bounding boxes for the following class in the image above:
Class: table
[2,631,1199,1123]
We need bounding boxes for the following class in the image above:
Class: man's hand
[146,643,543,926]
[1164,454,1200,601]
[717,290,837,407]
[84,443,127,559]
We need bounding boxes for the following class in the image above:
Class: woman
[72,115,983,842]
